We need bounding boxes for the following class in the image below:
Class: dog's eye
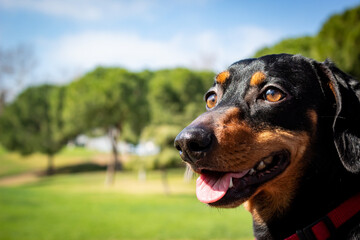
[264,88,285,102]
[206,93,217,109]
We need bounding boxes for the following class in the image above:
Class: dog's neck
[245,117,360,239]
[248,145,359,240]
[251,190,360,240]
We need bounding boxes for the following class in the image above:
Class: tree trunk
[0,90,6,116]
[161,169,170,195]
[105,126,122,185]
[138,167,146,182]
[47,154,55,175]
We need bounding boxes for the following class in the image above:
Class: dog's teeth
[257,161,266,171]
[263,156,273,165]
[229,177,234,188]
[249,168,256,175]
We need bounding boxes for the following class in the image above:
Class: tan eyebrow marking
[216,71,230,84]
[250,71,266,86]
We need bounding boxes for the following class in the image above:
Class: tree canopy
[0,84,68,155]
[63,67,150,142]
[0,84,69,174]
[254,5,360,80]
[314,5,360,78]
[63,67,151,183]
[147,68,213,127]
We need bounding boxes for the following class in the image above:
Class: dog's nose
[174,127,213,163]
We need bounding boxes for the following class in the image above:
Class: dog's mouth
[195,150,290,207]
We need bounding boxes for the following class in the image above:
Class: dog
[174,54,360,240]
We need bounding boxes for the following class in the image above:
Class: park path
[0,172,40,186]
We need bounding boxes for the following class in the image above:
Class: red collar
[285,192,360,240]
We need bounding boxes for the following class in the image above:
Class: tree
[253,5,360,80]
[0,85,69,174]
[253,36,315,58]
[148,68,213,127]
[140,124,183,194]
[314,6,360,78]
[63,67,150,185]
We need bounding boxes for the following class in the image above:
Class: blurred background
[0,1,359,239]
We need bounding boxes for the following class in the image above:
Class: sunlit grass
[0,171,253,240]
[20,170,196,195]
[0,146,103,177]
[0,147,254,239]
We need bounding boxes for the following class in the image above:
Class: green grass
[0,147,254,239]
[0,172,253,240]
[0,146,101,177]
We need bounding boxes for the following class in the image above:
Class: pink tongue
[196,171,248,204]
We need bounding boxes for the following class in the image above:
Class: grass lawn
[0,171,254,240]
[0,146,101,177]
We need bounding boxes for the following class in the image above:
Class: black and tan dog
[174,54,360,240]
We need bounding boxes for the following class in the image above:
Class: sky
[1,0,360,86]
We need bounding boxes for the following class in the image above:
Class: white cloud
[36,25,282,82]
[44,31,192,71]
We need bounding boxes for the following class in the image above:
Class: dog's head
[174,54,360,213]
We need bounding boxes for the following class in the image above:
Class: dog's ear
[313,59,360,173]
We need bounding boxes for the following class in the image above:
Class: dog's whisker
[184,164,194,182]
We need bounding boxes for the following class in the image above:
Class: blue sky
[1,0,360,85]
